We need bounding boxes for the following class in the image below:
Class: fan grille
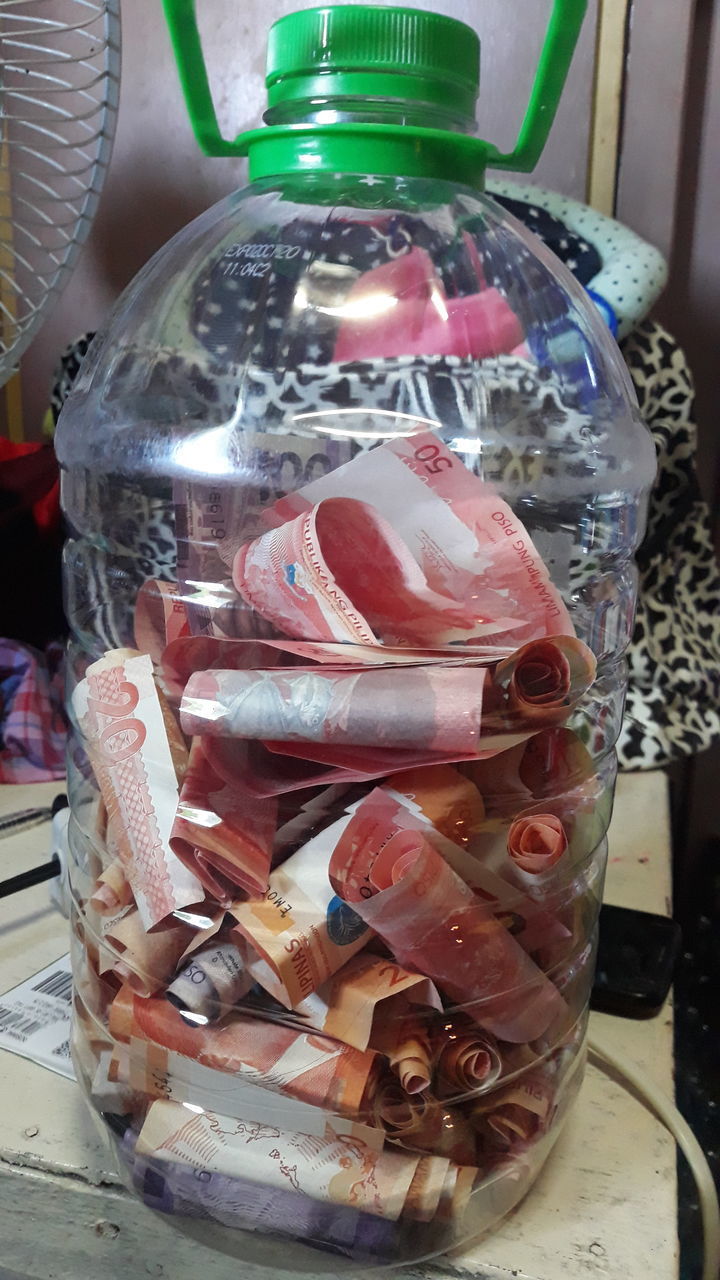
[0,0,120,385]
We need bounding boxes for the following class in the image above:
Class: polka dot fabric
[489,192,601,286]
[488,178,668,339]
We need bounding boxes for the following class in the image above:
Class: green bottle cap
[163,0,588,184]
[266,6,480,125]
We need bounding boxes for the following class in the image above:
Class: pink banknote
[162,634,515,699]
[328,790,566,1042]
[235,430,572,649]
[134,579,191,667]
[170,736,276,903]
[493,636,597,725]
[74,650,204,929]
[332,247,523,363]
[507,812,568,878]
[234,495,520,648]
[180,665,486,753]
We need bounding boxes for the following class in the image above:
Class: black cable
[0,856,60,900]
[0,794,67,900]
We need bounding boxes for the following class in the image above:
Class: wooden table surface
[0,772,677,1280]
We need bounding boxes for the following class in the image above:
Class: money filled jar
[55,0,657,1269]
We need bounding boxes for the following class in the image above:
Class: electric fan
[0,0,120,386]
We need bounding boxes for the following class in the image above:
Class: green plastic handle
[162,0,587,170]
[162,0,240,157]
[488,0,588,171]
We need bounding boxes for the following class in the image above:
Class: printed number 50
[414,443,451,474]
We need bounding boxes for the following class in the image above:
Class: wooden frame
[587,0,631,214]
[587,0,698,261]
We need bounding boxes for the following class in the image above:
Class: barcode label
[0,954,75,1081]
[33,970,73,1004]
[0,1006,44,1041]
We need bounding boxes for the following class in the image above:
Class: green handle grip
[488,0,588,171]
[162,0,587,171]
[162,0,239,157]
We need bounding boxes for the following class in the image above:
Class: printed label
[0,954,74,1080]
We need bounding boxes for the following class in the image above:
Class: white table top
[0,772,677,1280]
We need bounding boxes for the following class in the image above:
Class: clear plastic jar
[55,2,656,1269]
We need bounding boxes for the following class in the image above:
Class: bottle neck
[243,96,489,190]
[263,96,475,135]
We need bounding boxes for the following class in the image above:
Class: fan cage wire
[0,0,120,383]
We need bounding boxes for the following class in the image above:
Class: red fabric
[0,438,60,534]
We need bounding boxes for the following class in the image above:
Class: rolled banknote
[257,724,531,781]
[231,812,372,1009]
[109,1035,384,1150]
[134,579,191,668]
[248,430,573,647]
[170,736,276,903]
[507,811,568,886]
[202,734,363,800]
[273,782,360,859]
[466,726,605,867]
[329,790,566,1043]
[184,708,523,800]
[256,637,516,667]
[385,764,485,847]
[434,1162,477,1225]
[89,860,134,916]
[518,725,599,799]
[493,635,596,725]
[88,1047,143,1116]
[174,479,266,640]
[174,433,354,640]
[161,635,283,700]
[109,985,380,1119]
[166,941,253,1024]
[234,495,515,648]
[135,1099,453,1222]
[120,1129,399,1258]
[468,1068,554,1152]
[373,789,572,958]
[432,1014,502,1100]
[404,1152,472,1225]
[162,633,516,700]
[181,665,486,753]
[286,953,442,1057]
[73,649,204,929]
[370,1006,434,1095]
[73,924,123,1024]
[180,434,355,574]
[102,909,195,996]
[374,1080,478,1167]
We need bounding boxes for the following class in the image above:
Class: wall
[656,0,720,868]
[19,0,598,435]
[655,0,720,511]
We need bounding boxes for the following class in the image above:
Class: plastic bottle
[55,2,657,1269]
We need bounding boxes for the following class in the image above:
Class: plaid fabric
[0,640,66,783]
